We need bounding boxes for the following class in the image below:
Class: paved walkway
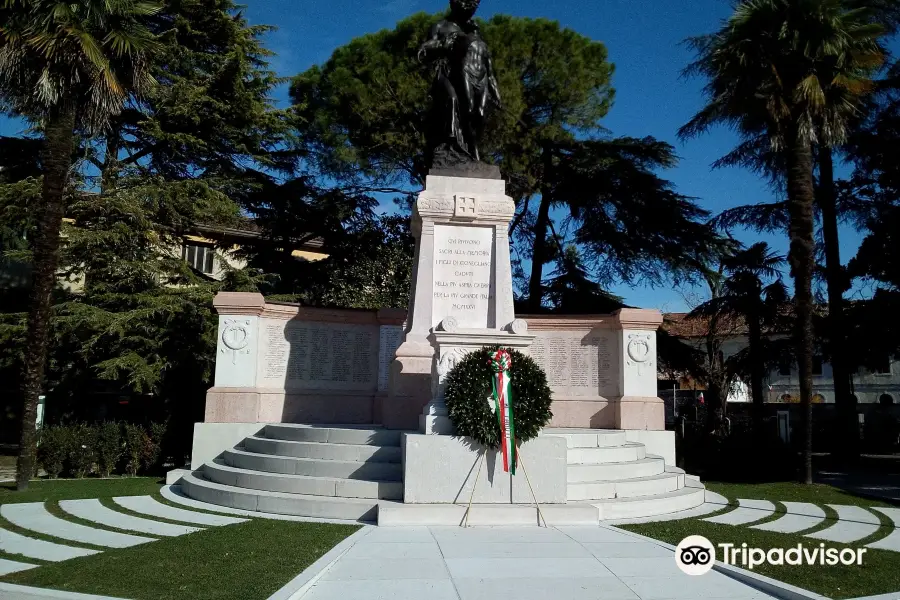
[296,526,775,600]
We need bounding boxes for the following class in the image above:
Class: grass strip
[620,518,900,599]
[0,478,162,505]
[2,518,360,600]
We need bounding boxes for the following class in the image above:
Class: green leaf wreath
[444,346,553,448]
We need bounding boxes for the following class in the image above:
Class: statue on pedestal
[418,0,502,177]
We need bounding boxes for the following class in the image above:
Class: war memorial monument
[174,0,705,525]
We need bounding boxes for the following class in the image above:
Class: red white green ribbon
[490,349,516,475]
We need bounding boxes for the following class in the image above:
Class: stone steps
[567,469,685,501]
[223,448,403,482]
[542,429,628,448]
[180,471,379,521]
[567,456,666,482]
[566,443,646,465]
[592,481,707,520]
[204,460,403,500]
[263,424,403,446]
[242,436,402,463]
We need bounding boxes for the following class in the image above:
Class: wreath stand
[461,447,548,528]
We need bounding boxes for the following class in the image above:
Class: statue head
[449,0,480,20]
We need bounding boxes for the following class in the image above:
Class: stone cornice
[612,308,664,331]
[519,315,615,331]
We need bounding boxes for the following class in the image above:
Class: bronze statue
[419,0,501,175]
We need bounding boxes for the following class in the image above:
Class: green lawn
[0,477,360,600]
[0,477,163,504]
[620,482,900,599]
[2,519,360,600]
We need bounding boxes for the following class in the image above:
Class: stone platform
[177,424,705,525]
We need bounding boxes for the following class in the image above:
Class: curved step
[567,443,646,465]
[180,472,378,522]
[567,457,665,482]
[243,436,401,463]
[224,448,402,481]
[264,424,402,446]
[204,461,402,500]
[542,429,628,448]
[567,470,684,501]
[593,482,707,520]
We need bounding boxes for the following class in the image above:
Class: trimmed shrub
[96,422,122,478]
[66,424,97,478]
[37,426,70,479]
[122,423,152,476]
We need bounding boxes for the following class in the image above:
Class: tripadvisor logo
[676,536,869,575]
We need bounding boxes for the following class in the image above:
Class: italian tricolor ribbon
[490,349,516,475]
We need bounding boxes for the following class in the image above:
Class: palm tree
[681,0,886,483]
[692,244,789,429]
[0,0,159,490]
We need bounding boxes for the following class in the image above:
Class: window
[812,356,824,377]
[183,243,215,275]
[881,394,895,406]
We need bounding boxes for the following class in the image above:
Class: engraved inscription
[378,326,404,392]
[261,321,376,390]
[529,332,614,397]
[432,224,495,329]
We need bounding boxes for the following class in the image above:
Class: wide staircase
[180,424,403,522]
[181,425,705,523]
[542,429,705,520]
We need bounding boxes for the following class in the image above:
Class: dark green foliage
[67,424,98,479]
[95,422,122,478]
[35,422,165,479]
[444,347,552,449]
[122,423,154,477]
[36,427,69,479]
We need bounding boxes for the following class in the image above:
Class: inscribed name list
[432,225,495,329]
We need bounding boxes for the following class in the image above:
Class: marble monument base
[402,433,567,504]
[421,327,535,435]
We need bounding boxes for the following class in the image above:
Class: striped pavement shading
[0,558,39,577]
[807,505,882,543]
[752,502,826,534]
[0,525,99,562]
[868,507,900,552]
[703,499,775,526]
[112,496,246,527]
[59,500,202,537]
[0,495,247,577]
[1,503,152,548]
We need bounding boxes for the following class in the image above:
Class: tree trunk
[786,126,817,485]
[748,312,765,430]
[527,148,553,311]
[817,146,857,460]
[16,107,77,491]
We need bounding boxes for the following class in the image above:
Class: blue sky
[0,0,883,312]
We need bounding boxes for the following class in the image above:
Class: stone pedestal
[387,174,526,431]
